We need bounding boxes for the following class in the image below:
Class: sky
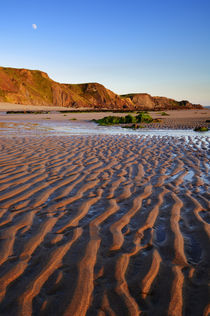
[0,0,210,105]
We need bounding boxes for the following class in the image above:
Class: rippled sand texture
[0,135,209,316]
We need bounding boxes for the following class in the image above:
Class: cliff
[0,67,202,110]
[120,93,203,110]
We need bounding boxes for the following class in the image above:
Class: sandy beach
[0,102,210,132]
[0,133,209,316]
[1,0,210,314]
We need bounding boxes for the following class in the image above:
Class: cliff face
[0,67,132,109]
[0,67,202,110]
[120,94,156,110]
[121,93,203,110]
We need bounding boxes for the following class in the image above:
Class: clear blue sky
[0,0,210,105]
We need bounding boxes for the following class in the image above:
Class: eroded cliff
[0,67,202,110]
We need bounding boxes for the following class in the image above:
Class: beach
[1,0,210,313]
[0,127,209,315]
[0,104,210,135]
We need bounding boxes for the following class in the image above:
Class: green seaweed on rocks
[194,126,209,132]
[160,112,169,116]
[95,112,153,126]
[135,112,153,123]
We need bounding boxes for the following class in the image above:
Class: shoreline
[0,119,209,137]
[0,103,209,315]
[0,105,209,133]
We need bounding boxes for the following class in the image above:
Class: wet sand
[0,135,209,316]
[0,102,210,131]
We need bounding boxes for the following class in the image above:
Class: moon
[32,24,37,30]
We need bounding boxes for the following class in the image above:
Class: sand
[0,134,209,316]
[0,102,210,130]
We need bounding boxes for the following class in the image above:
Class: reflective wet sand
[0,135,209,315]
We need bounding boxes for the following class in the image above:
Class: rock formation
[121,93,202,110]
[0,67,202,110]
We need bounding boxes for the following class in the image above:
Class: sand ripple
[0,135,209,316]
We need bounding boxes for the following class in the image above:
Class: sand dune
[0,135,209,316]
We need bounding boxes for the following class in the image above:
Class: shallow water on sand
[0,119,210,138]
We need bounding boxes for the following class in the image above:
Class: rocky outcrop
[121,93,203,110]
[0,67,203,110]
[153,96,202,110]
[120,94,156,110]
